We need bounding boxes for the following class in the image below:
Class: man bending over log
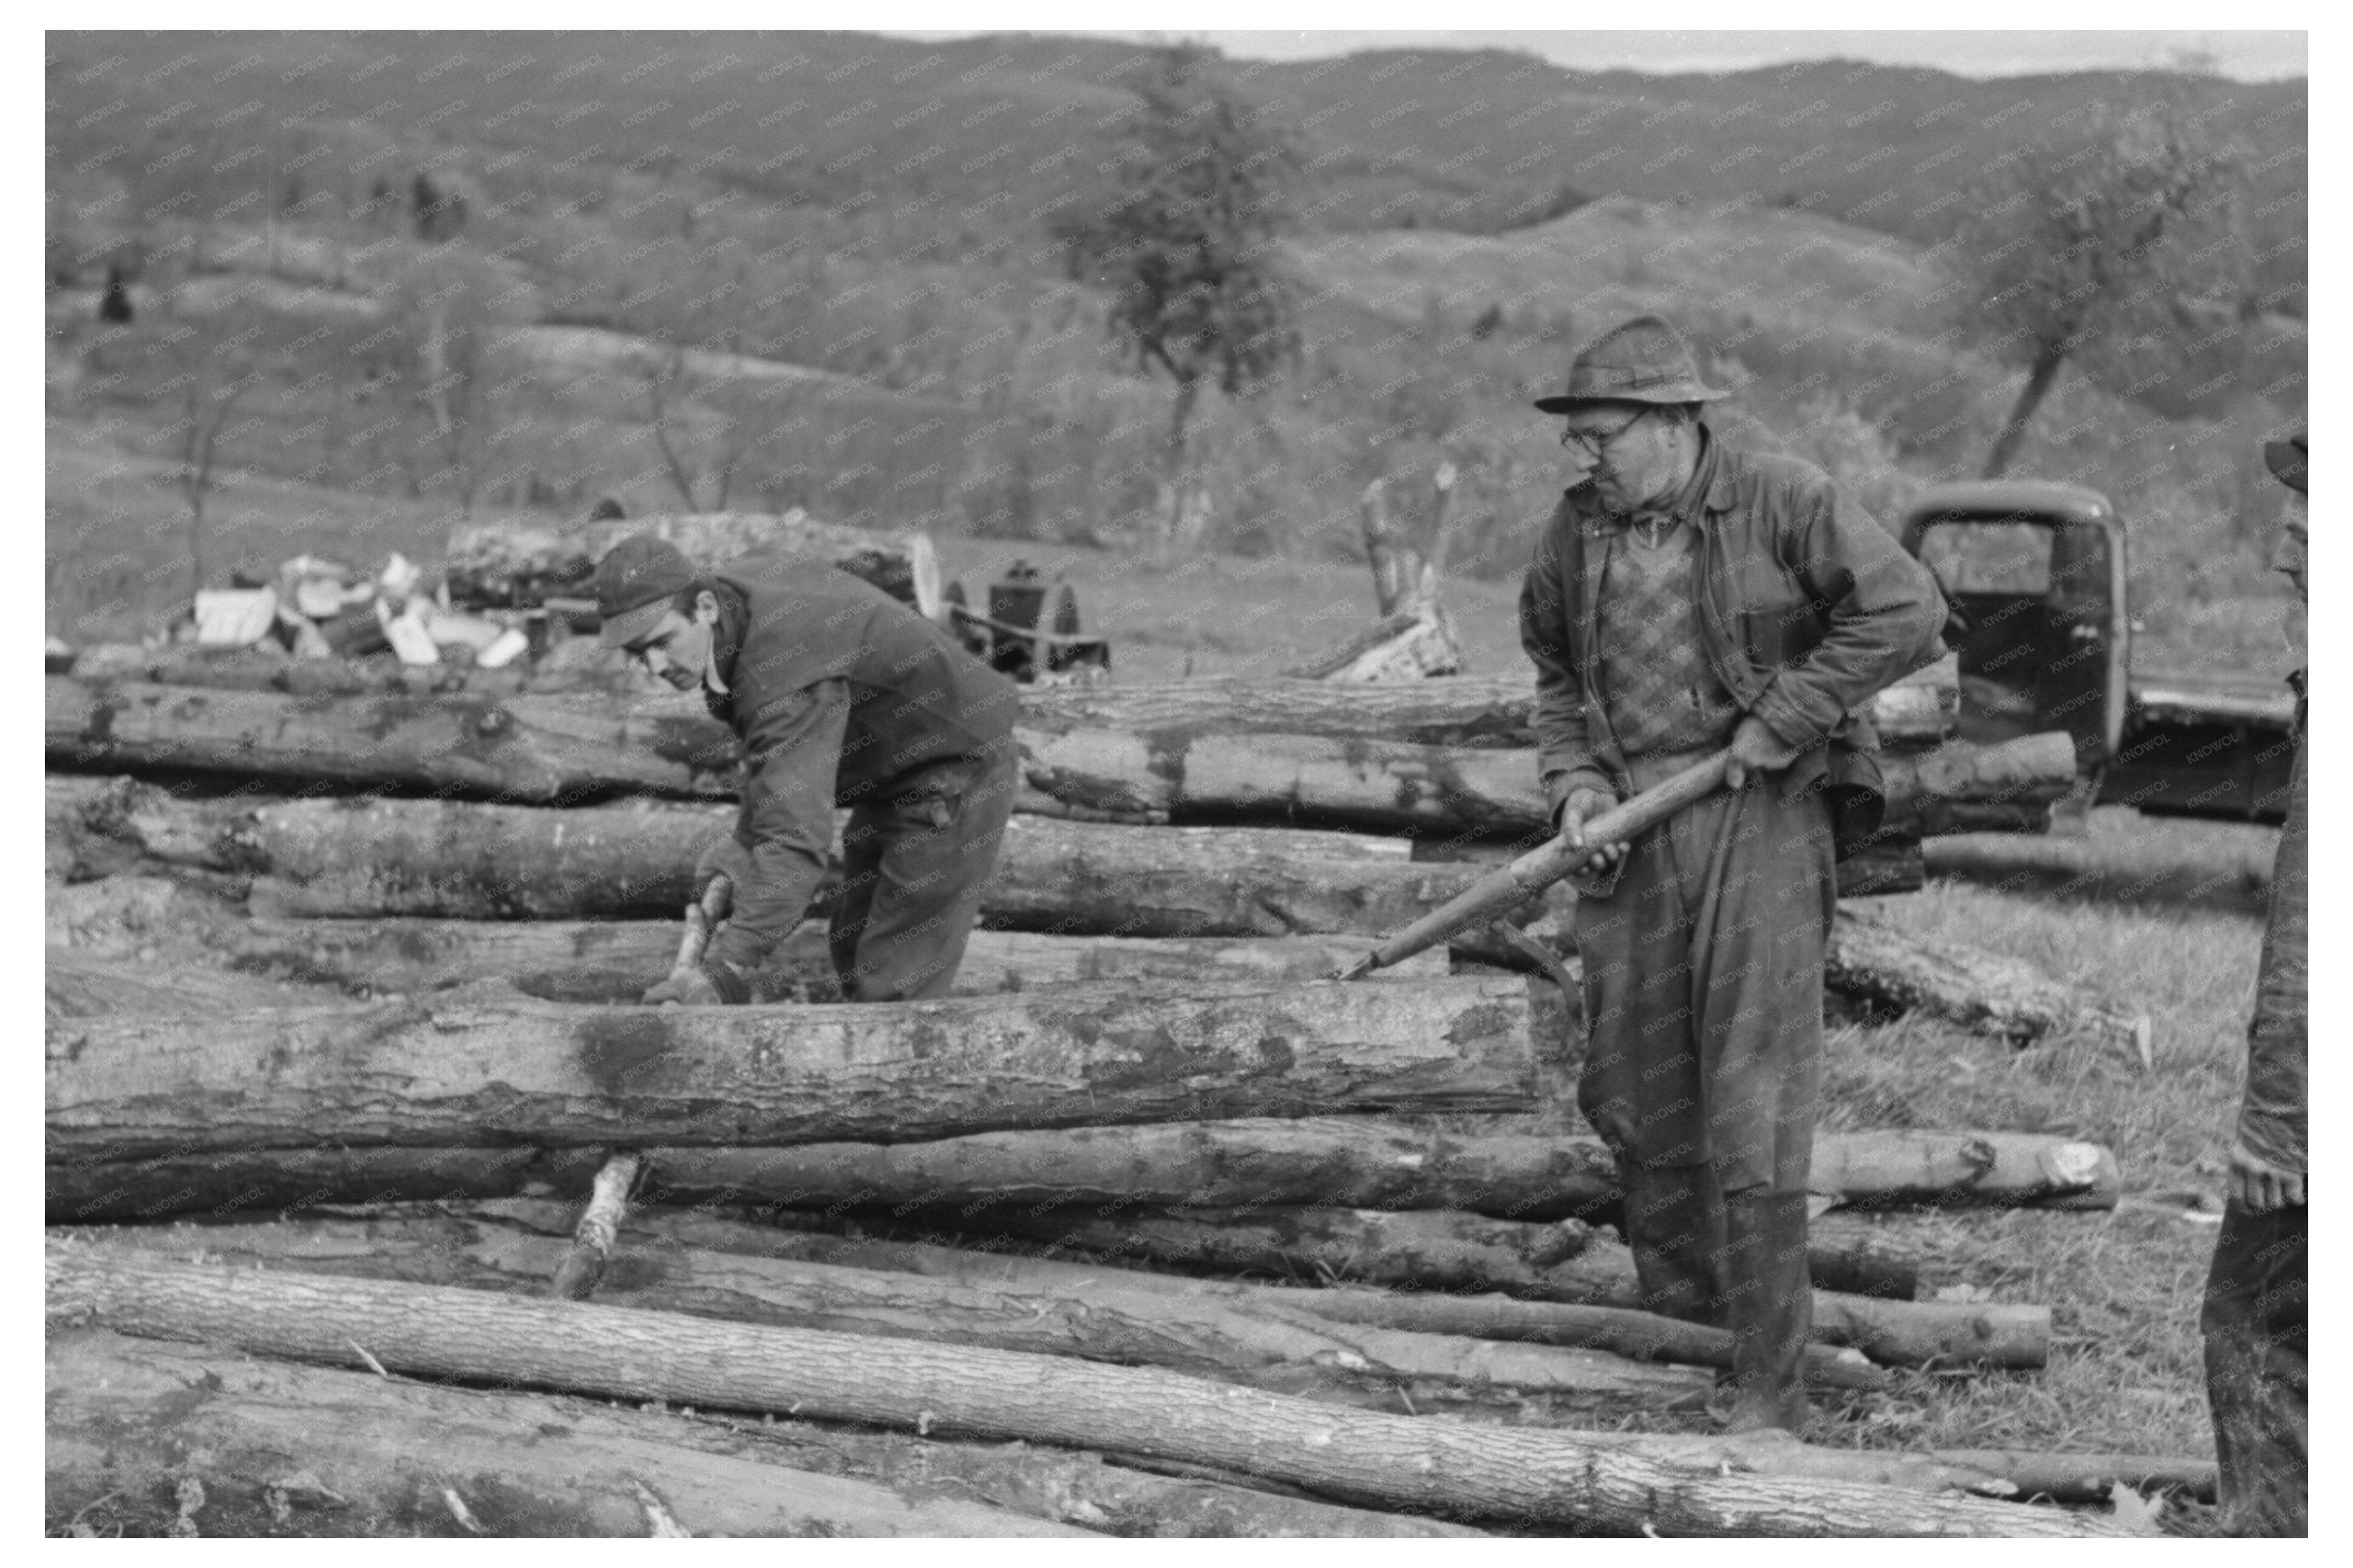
[595,534,1020,1003]
[2199,431,2307,1536]
[1517,315,1945,1431]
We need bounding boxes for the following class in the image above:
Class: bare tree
[1957,103,2247,479]
[641,348,753,512]
[177,375,254,598]
[1052,45,1302,545]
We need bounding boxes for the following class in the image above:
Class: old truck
[1899,480,2298,825]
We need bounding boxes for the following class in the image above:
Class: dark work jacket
[1517,426,1948,862]
[701,556,1020,973]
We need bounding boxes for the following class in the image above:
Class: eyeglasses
[1557,408,1650,457]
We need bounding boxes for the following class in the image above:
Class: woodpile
[47,527,2171,1536]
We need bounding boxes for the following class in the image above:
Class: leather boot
[1617,1161,1729,1328]
[1721,1190,1813,1433]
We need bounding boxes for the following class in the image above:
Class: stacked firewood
[46,511,2173,1538]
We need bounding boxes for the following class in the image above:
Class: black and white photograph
[42,13,2311,1539]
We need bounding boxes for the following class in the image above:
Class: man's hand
[642,967,724,1007]
[2225,1140,2307,1212]
[1724,715,1803,790]
[1557,786,1627,876]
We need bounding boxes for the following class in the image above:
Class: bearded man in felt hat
[2198,430,2307,1535]
[1517,314,1947,1431]
[595,534,1020,1006]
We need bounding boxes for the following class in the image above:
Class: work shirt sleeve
[2237,738,2308,1173]
[1518,514,1617,815]
[1747,474,1948,750]
[705,677,852,977]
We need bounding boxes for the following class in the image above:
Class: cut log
[1808,1128,2121,1213]
[61,777,1466,933]
[1834,836,1925,898]
[760,1210,2038,1369]
[1023,658,1957,749]
[1922,1449,2216,1506]
[1828,908,2151,1049]
[45,1244,2121,1536]
[47,684,2029,841]
[47,977,1542,1161]
[1280,606,1466,682]
[443,510,944,622]
[48,1328,1093,1538]
[70,1215,1716,1414]
[49,677,740,803]
[46,1121,2119,1227]
[214,919,1447,1003]
[921,1202,1916,1307]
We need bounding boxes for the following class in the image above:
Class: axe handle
[670,874,734,978]
[1336,749,1733,981]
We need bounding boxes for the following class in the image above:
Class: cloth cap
[595,533,696,649]
[2264,432,2307,496]
[1534,313,1729,414]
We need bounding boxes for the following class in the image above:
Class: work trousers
[828,752,1018,1003]
[1573,773,1836,1195]
[2201,1198,2308,1536]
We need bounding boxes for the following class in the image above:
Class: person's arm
[1745,474,1947,750]
[1518,513,1615,818]
[2230,743,2307,1208]
[700,678,853,992]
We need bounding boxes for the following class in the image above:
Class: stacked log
[46,1122,2120,1228]
[47,1246,2126,1537]
[46,676,2058,846]
[47,978,1542,1161]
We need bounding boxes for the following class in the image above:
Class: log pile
[46,523,2168,1536]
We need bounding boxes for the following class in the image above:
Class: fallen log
[215,919,1448,1003]
[44,1121,2118,1227]
[443,510,946,621]
[49,1328,1092,1538]
[45,1245,2121,1536]
[70,1215,1715,1414]
[1828,908,2150,1049]
[47,977,1541,1161]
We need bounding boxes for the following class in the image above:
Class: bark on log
[49,677,743,803]
[443,510,944,621]
[214,919,1447,1003]
[45,1121,2118,1227]
[49,685,2029,842]
[69,1215,1715,1414]
[48,1326,1090,1538]
[47,977,1542,1161]
[1828,908,2151,1049]
[1280,607,1466,682]
[545,1203,2033,1371]
[1834,837,1925,898]
[46,1244,2120,1536]
[739,1210,2038,1369]
[925,1202,1917,1309]
[60,777,1459,932]
[1922,1450,2216,1506]
[1022,661,1957,749]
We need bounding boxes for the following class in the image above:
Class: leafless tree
[1958,103,2247,478]
[641,348,753,512]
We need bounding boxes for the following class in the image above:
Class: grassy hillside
[45,30,2303,674]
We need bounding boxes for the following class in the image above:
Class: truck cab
[1897,481,2294,824]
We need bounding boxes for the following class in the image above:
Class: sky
[889,22,2308,82]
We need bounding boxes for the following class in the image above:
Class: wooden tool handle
[1336,749,1732,981]
[669,874,734,977]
